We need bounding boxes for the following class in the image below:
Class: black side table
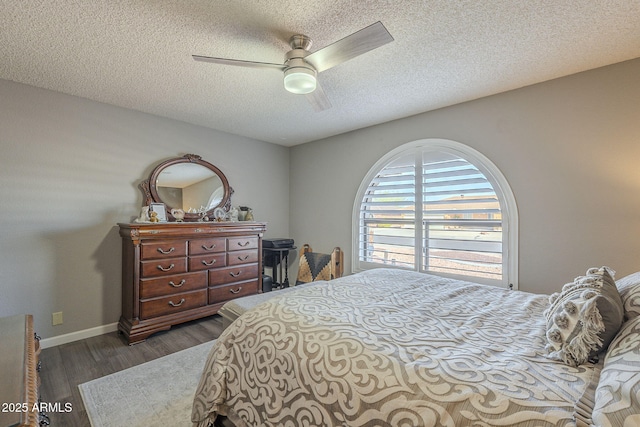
[263,246,296,289]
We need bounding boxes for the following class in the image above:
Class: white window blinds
[357,147,505,284]
[358,155,416,269]
[421,152,502,281]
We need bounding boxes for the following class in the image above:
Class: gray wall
[0,79,289,340]
[290,58,640,295]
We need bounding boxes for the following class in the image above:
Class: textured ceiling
[2,1,640,146]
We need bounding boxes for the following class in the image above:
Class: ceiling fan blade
[306,82,331,112]
[305,21,393,73]
[192,55,285,71]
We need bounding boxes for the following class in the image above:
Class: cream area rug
[79,340,216,427]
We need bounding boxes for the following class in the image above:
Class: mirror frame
[140,154,233,222]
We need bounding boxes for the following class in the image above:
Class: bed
[191,267,640,427]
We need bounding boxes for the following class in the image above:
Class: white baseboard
[40,322,119,349]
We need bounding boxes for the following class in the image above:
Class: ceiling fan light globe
[284,68,317,94]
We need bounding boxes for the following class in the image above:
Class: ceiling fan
[192,21,393,111]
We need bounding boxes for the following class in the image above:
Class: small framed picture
[149,203,168,222]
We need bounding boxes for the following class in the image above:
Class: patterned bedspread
[192,269,602,427]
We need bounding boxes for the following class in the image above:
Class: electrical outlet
[52,311,63,326]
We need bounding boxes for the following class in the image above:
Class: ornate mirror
[140,154,233,221]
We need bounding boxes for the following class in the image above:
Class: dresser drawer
[227,249,259,266]
[140,289,207,319]
[140,258,187,278]
[140,271,207,299]
[140,240,187,260]
[227,236,259,251]
[209,263,259,286]
[189,254,226,271]
[208,279,259,304]
[189,238,226,255]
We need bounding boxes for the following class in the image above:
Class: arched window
[353,139,518,288]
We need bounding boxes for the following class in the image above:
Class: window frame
[352,139,518,289]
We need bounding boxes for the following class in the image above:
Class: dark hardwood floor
[39,315,224,426]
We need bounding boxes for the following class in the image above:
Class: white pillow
[616,271,640,321]
[592,315,640,427]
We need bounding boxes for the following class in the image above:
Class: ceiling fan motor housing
[284,49,315,71]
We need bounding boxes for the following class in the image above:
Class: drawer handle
[229,271,242,277]
[202,259,217,266]
[168,298,185,307]
[237,254,250,261]
[237,241,251,247]
[168,279,186,288]
[229,287,243,294]
[157,247,175,255]
[157,263,175,272]
[201,244,217,251]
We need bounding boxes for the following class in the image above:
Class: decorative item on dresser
[0,314,47,427]
[118,221,266,344]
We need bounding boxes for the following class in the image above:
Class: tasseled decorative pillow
[544,266,624,366]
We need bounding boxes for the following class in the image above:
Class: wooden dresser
[0,315,42,427]
[118,222,266,344]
